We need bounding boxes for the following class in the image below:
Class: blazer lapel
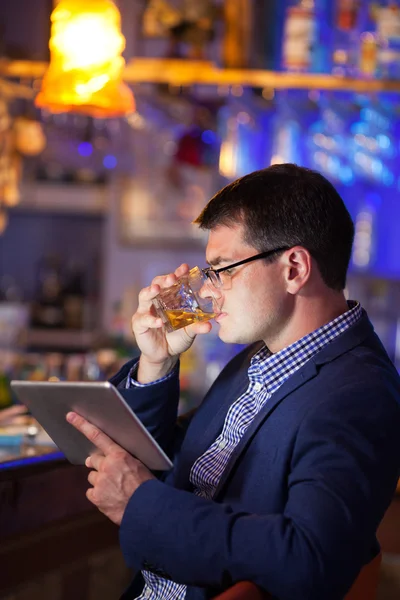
[174,350,257,489]
[213,360,319,498]
[190,342,265,455]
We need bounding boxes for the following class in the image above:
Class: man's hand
[66,412,155,525]
[132,263,213,383]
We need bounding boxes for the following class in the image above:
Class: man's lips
[215,312,227,322]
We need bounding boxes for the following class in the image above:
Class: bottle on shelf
[282,0,316,72]
[217,89,274,179]
[332,0,362,75]
[281,0,333,73]
[307,91,358,187]
[351,190,380,272]
[376,0,400,79]
[222,0,252,68]
[31,255,65,330]
[270,89,319,167]
[357,2,378,79]
[351,94,397,188]
[246,0,283,69]
[62,262,86,330]
[45,353,64,381]
[0,352,13,409]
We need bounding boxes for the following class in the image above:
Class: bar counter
[0,445,131,600]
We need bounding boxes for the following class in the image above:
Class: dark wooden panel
[0,511,119,593]
[0,461,92,540]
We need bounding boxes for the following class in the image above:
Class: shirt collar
[249,300,362,392]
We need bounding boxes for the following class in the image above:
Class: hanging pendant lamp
[35,0,135,118]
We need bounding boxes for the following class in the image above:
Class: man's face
[206,223,292,346]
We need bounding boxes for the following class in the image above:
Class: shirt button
[144,589,151,599]
[253,382,262,391]
[218,438,228,449]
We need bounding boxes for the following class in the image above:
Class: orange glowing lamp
[35,0,135,118]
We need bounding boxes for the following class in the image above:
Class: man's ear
[283,247,312,295]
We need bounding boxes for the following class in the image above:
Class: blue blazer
[113,311,400,600]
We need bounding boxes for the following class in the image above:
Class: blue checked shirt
[128,301,362,600]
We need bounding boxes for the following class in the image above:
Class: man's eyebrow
[206,256,232,267]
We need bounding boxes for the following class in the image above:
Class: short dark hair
[194,164,354,291]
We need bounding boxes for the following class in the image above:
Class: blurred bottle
[314,0,335,72]
[65,354,84,381]
[45,353,64,381]
[35,160,71,184]
[307,91,358,187]
[0,351,13,409]
[27,354,48,381]
[332,0,362,75]
[31,255,65,329]
[178,345,202,413]
[0,277,28,352]
[96,349,118,380]
[281,0,333,73]
[351,95,397,188]
[248,0,285,70]
[222,0,252,67]
[270,89,319,167]
[0,275,23,303]
[218,90,274,179]
[376,0,400,79]
[218,100,239,179]
[351,190,381,272]
[82,352,101,381]
[63,262,86,330]
[282,0,316,72]
[18,353,47,381]
[357,2,378,79]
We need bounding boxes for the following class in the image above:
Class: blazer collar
[312,309,374,365]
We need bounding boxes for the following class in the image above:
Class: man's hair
[194,164,354,291]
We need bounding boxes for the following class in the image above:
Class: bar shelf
[2,58,400,93]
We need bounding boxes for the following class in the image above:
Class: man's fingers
[151,273,177,288]
[136,265,190,316]
[145,264,190,294]
[86,453,105,471]
[151,264,189,287]
[87,469,98,486]
[137,284,161,310]
[174,263,190,278]
[86,487,97,505]
[186,320,213,336]
[66,412,120,455]
[133,313,164,333]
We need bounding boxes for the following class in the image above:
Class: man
[68,164,400,600]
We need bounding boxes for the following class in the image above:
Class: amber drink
[152,267,221,333]
[165,308,217,330]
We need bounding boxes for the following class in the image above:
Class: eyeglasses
[202,246,291,289]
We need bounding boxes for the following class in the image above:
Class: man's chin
[216,324,233,344]
[217,324,247,345]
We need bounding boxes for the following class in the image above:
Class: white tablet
[10,380,173,470]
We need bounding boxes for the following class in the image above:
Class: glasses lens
[205,269,221,288]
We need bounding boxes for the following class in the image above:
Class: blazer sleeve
[109,358,182,458]
[118,380,400,600]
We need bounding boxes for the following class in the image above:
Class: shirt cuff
[126,359,179,388]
